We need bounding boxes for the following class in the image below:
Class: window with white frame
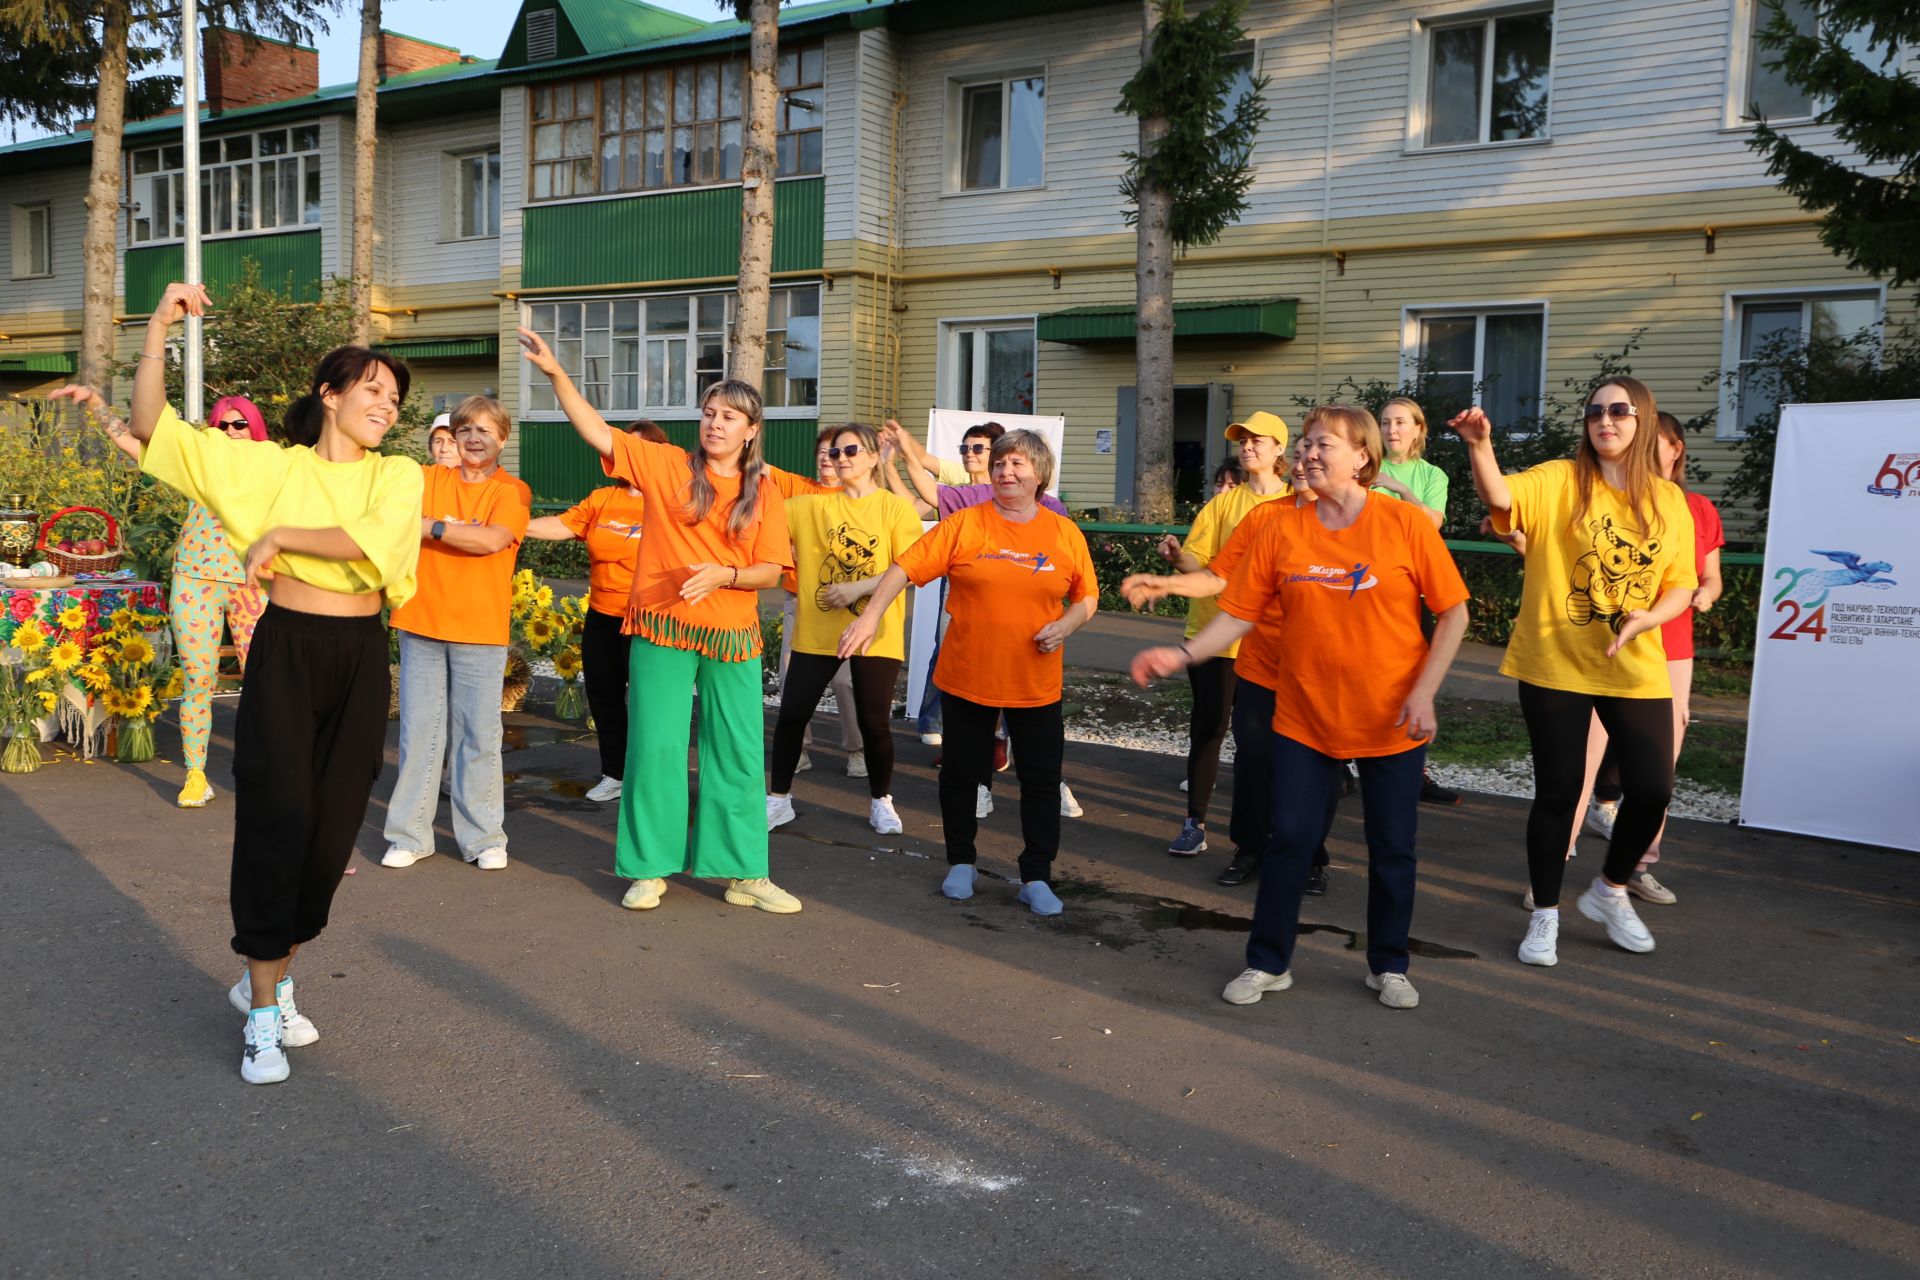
[1734,0,1878,122]
[10,203,51,278]
[1419,8,1553,148]
[524,285,820,415]
[946,321,1036,415]
[453,149,501,239]
[951,72,1045,192]
[1406,306,1545,427]
[1725,289,1881,435]
[128,125,322,244]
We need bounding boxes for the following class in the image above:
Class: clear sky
[3,0,723,143]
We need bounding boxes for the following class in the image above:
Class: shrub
[516,533,590,580]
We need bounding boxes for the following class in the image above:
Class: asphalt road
[2,698,1913,1278]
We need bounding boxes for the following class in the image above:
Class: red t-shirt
[1660,491,1725,661]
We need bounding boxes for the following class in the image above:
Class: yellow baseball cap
[1226,411,1289,449]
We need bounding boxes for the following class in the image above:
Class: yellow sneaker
[724,877,802,914]
[176,769,215,809]
[620,878,667,910]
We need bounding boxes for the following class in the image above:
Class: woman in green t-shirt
[1373,398,1448,528]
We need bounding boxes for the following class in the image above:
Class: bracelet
[1179,642,1194,665]
[729,566,738,589]
[139,352,165,362]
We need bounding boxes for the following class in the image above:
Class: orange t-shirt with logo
[558,485,649,617]
[391,463,531,646]
[895,502,1097,708]
[1218,496,1469,758]
[603,432,793,661]
[768,465,832,594]
[1203,498,1292,691]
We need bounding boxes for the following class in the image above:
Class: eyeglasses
[218,418,249,430]
[1583,402,1637,421]
[826,444,864,460]
[958,442,990,456]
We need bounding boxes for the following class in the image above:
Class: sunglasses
[959,442,991,456]
[826,444,864,460]
[218,418,250,430]
[1583,402,1637,421]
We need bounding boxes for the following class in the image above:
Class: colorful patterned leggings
[171,575,265,771]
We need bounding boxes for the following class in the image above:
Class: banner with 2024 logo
[1741,400,1920,852]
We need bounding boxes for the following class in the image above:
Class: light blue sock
[1018,881,1062,916]
[942,864,976,900]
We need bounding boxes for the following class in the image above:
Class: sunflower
[24,666,52,683]
[36,690,57,714]
[553,646,583,679]
[55,604,86,632]
[128,685,154,716]
[76,664,111,693]
[163,668,184,700]
[11,620,47,653]
[524,618,557,651]
[46,640,83,672]
[115,635,155,668]
[534,585,554,609]
[100,688,132,717]
[108,608,135,631]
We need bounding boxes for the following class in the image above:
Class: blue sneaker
[1168,818,1208,856]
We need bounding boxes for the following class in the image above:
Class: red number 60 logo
[1874,454,1920,490]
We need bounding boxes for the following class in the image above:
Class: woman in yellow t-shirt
[765,424,923,837]
[1455,376,1697,967]
[1151,410,1291,860]
[115,282,424,1086]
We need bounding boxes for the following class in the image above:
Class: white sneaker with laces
[869,795,903,835]
[1627,870,1677,905]
[621,877,666,910]
[846,751,868,779]
[975,784,994,819]
[1584,799,1619,841]
[1222,968,1292,1005]
[466,847,508,870]
[1519,910,1560,966]
[586,775,623,803]
[1059,783,1083,818]
[1367,972,1420,1009]
[240,1006,289,1085]
[767,793,796,831]
[381,845,433,869]
[1578,881,1656,952]
[229,973,320,1047]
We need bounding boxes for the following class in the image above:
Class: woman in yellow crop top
[121,282,424,1087]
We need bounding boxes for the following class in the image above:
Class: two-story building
[2,0,1909,529]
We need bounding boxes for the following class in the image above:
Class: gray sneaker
[1366,972,1419,1009]
[1627,871,1677,905]
[1577,882,1656,953]
[1584,799,1619,841]
[1222,967,1292,1005]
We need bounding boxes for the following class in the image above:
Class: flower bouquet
[84,607,178,764]
[509,571,589,720]
[0,630,54,772]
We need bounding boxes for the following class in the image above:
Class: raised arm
[48,383,141,459]
[518,327,614,458]
[1449,407,1512,517]
[885,418,941,479]
[129,282,212,441]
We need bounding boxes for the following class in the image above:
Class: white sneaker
[1627,870,1677,905]
[586,775,623,803]
[1578,881,1656,953]
[1367,972,1420,1009]
[621,877,666,910]
[869,795,903,835]
[1178,778,1189,793]
[975,784,994,819]
[465,846,508,871]
[240,1007,289,1085]
[767,793,796,831]
[725,877,803,914]
[1518,910,1560,966]
[846,750,867,779]
[1059,783,1083,818]
[1584,799,1619,841]
[1222,967,1292,1005]
[795,750,813,773]
[229,973,319,1047]
[920,731,943,746]
[380,845,433,869]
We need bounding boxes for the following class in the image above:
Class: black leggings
[770,651,900,797]
[581,607,632,780]
[940,692,1063,884]
[1517,681,1674,907]
[1185,656,1237,821]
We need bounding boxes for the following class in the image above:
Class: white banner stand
[903,410,1067,723]
[1740,400,1920,851]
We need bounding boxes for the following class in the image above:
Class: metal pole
[180,0,203,422]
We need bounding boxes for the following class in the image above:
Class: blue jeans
[384,631,508,859]
[1247,733,1425,977]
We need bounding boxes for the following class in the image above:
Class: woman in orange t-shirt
[523,420,670,802]
[842,429,1098,915]
[1133,406,1469,1011]
[382,395,532,873]
[520,328,800,916]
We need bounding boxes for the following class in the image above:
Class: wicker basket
[37,505,125,576]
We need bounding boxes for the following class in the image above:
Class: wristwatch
[430,520,447,541]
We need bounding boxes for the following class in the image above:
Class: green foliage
[515,533,590,580]
[0,31,173,133]
[1117,0,1269,251]
[1747,0,1920,292]
[1720,319,1920,537]
[1087,530,1185,617]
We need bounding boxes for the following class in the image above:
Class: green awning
[376,336,499,361]
[0,350,77,375]
[1037,297,1298,344]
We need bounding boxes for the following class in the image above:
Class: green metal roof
[1037,297,1300,344]
[375,336,500,360]
[0,351,78,375]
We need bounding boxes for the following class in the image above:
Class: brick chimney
[203,27,320,114]
[377,31,464,81]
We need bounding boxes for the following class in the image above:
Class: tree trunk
[350,0,379,345]
[1132,2,1175,523]
[78,0,131,395]
[730,0,779,393]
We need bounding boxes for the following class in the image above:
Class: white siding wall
[2,165,89,316]
[321,114,348,278]
[824,26,903,247]
[499,86,528,275]
[381,111,502,289]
